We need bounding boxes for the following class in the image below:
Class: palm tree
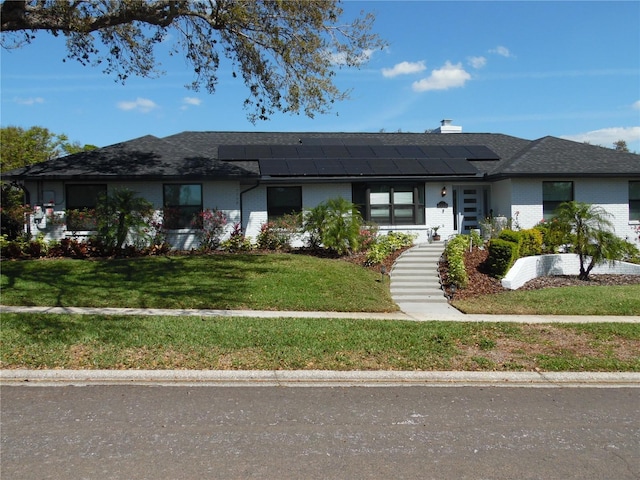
[551,201,623,280]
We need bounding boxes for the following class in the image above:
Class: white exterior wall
[23,180,241,249]
[489,179,512,219]
[506,177,639,246]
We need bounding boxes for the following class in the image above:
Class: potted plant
[431,226,441,241]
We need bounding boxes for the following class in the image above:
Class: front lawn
[0,254,397,312]
[1,314,638,371]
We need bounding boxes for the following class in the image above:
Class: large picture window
[353,183,425,225]
[65,184,106,230]
[630,181,640,222]
[543,181,573,220]
[163,184,202,229]
[267,186,302,220]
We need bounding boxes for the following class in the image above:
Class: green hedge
[444,235,470,288]
[486,238,519,278]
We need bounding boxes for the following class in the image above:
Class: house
[4,121,640,249]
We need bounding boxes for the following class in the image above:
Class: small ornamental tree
[95,188,154,253]
[550,201,635,280]
[303,197,363,255]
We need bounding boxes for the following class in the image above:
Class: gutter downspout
[239,181,260,231]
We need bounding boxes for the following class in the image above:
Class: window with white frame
[352,183,425,225]
[543,181,573,220]
[630,181,640,222]
[267,186,302,220]
[65,184,106,230]
[163,184,202,229]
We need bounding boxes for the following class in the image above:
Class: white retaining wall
[501,254,640,290]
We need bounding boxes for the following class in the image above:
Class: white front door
[455,186,486,234]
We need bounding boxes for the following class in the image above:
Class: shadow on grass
[0,254,295,309]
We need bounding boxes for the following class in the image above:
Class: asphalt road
[2,385,639,479]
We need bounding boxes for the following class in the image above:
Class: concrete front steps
[390,242,462,316]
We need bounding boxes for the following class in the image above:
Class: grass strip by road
[0,254,396,312]
[2,314,638,371]
[452,285,640,316]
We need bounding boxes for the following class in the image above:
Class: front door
[454,186,486,234]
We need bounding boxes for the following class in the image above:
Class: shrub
[365,231,416,265]
[498,229,521,244]
[220,223,253,252]
[256,212,301,251]
[445,234,470,288]
[303,197,363,255]
[486,238,519,278]
[519,228,543,257]
[194,208,227,251]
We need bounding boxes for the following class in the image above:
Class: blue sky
[2,1,639,152]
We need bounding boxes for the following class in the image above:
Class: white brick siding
[502,254,640,289]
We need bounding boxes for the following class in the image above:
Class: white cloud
[468,56,487,69]
[181,97,202,110]
[412,61,471,92]
[633,100,640,110]
[117,97,158,113]
[183,97,202,106]
[14,97,44,105]
[382,60,426,78]
[489,45,513,58]
[561,126,640,148]
[327,48,375,66]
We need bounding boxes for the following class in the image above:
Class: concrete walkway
[2,305,638,323]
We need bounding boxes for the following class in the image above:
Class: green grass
[452,285,640,315]
[1,314,638,371]
[0,254,396,312]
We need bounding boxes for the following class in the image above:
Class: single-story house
[4,120,640,249]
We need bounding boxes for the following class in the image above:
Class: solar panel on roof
[393,159,428,175]
[297,145,324,158]
[246,145,272,159]
[418,158,453,175]
[316,159,346,175]
[259,158,290,176]
[395,145,424,158]
[342,159,375,175]
[418,146,450,158]
[218,145,245,160]
[321,145,350,158]
[287,158,318,175]
[371,145,401,158]
[465,145,500,160]
[442,146,473,159]
[346,145,375,158]
[270,145,298,158]
[368,159,401,175]
[446,158,479,175]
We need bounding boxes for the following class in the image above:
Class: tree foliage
[613,139,629,152]
[1,1,386,122]
[550,201,632,280]
[0,125,96,172]
[303,197,363,255]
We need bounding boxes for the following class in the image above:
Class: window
[267,186,302,220]
[630,181,640,222]
[163,184,202,229]
[543,181,573,220]
[352,183,425,225]
[65,184,106,230]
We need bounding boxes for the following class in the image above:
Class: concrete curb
[2,370,639,388]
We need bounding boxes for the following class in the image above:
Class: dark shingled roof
[488,136,640,177]
[3,131,639,181]
[4,135,255,180]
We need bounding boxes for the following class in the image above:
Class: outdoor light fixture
[380,264,387,282]
[441,186,447,197]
